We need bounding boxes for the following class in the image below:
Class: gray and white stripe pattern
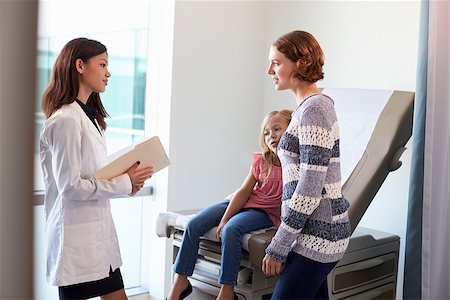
[266,94,351,263]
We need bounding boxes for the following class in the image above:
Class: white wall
[263,1,420,112]
[168,1,268,212]
[152,1,268,298]
[0,1,37,298]
[262,2,420,299]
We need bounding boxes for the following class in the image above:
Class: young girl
[262,30,351,299]
[167,109,293,300]
[40,38,153,300]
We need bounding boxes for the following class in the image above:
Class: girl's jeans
[173,200,273,285]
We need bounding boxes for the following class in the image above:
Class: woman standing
[40,38,153,299]
[262,30,351,299]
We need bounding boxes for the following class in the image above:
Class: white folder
[94,136,170,180]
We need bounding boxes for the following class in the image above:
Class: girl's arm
[215,166,257,239]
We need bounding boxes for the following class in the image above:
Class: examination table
[156,88,414,299]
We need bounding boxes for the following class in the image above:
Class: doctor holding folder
[40,38,153,300]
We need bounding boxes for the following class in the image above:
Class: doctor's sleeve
[44,116,131,200]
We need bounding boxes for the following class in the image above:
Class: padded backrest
[341,91,414,232]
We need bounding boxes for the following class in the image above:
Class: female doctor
[40,38,153,300]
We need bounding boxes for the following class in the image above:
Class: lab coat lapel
[71,102,107,149]
[88,119,107,149]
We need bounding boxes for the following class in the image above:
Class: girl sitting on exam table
[167,109,292,300]
[40,37,153,300]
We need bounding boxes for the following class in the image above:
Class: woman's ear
[297,58,306,65]
[75,58,84,75]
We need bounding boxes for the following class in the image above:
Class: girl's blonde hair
[259,109,293,178]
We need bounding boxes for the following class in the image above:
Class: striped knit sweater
[266,94,351,263]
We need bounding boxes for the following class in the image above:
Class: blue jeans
[271,252,338,300]
[173,200,273,285]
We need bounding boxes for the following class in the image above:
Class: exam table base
[171,227,399,300]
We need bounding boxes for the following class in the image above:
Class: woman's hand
[126,161,153,196]
[262,254,282,276]
[215,219,227,240]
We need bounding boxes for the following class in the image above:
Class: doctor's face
[78,52,111,94]
[267,45,297,91]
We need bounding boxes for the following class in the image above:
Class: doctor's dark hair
[42,37,109,130]
[273,30,324,83]
[259,109,292,179]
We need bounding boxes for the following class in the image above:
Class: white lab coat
[40,101,132,286]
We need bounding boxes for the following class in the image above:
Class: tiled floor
[144,288,217,300]
[187,287,245,300]
[186,287,216,300]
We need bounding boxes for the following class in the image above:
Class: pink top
[227,153,282,226]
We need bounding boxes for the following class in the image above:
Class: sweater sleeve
[265,106,334,262]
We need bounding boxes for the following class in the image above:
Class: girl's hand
[126,161,153,196]
[215,219,227,240]
[262,254,282,276]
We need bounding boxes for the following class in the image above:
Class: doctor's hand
[262,254,282,277]
[126,161,153,196]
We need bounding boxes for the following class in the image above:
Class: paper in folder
[94,136,170,180]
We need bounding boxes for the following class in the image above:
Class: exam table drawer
[341,282,395,300]
[331,252,397,293]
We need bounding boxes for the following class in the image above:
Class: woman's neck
[77,86,91,104]
[292,82,320,106]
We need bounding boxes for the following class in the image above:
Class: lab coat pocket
[65,222,103,274]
